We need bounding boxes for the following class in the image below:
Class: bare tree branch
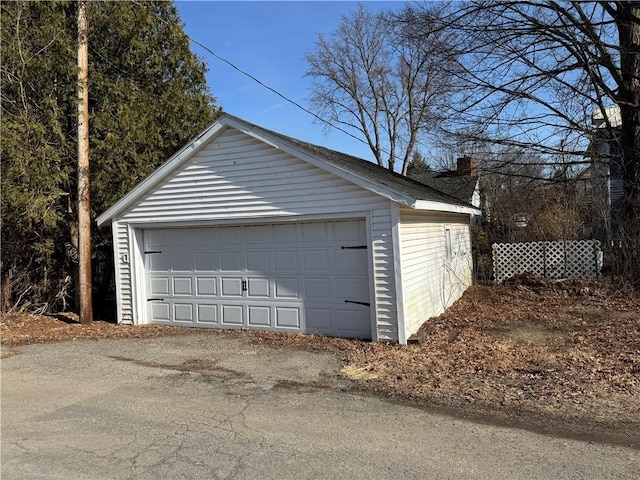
[305,4,458,174]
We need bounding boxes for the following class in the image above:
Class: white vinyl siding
[121,128,388,222]
[113,128,399,341]
[113,221,133,324]
[371,208,398,341]
[399,207,473,338]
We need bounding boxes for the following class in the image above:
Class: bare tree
[400,1,640,281]
[305,4,458,174]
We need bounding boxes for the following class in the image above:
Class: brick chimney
[457,155,477,176]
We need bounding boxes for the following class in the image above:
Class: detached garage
[97,114,480,344]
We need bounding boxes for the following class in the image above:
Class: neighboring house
[588,106,624,238]
[574,165,598,238]
[97,114,480,344]
[409,155,482,226]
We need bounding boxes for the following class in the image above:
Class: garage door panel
[275,277,299,299]
[274,251,298,271]
[146,230,169,249]
[302,250,329,272]
[151,302,171,322]
[221,277,243,297]
[245,225,268,243]
[196,277,216,296]
[247,278,269,297]
[217,227,241,245]
[276,307,300,328]
[304,278,331,299]
[150,277,170,296]
[271,223,298,242]
[190,228,215,246]
[306,307,331,332]
[246,251,269,272]
[335,278,369,302]
[247,306,271,326]
[335,307,371,336]
[144,219,371,339]
[173,277,192,295]
[148,254,169,272]
[220,252,242,271]
[172,229,199,248]
[174,303,194,322]
[221,305,243,325]
[334,249,368,272]
[333,221,365,241]
[197,304,218,323]
[302,222,328,242]
[194,252,217,271]
[172,253,194,272]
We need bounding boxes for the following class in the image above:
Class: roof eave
[412,200,481,216]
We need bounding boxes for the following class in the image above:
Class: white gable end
[121,127,388,223]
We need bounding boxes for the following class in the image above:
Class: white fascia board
[96,120,228,226]
[224,117,418,208]
[412,200,481,216]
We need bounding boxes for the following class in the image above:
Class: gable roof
[97,113,479,226]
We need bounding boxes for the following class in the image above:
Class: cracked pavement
[2,334,638,479]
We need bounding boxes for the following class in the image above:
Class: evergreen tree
[1,0,220,312]
[406,152,431,176]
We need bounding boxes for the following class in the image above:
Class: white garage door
[143,219,371,339]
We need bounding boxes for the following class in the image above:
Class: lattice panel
[492,240,602,283]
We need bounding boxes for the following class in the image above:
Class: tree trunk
[616,2,640,282]
[618,3,640,223]
[1,269,11,313]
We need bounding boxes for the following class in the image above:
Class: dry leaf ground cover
[2,275,639,445]
[338,276,640,445]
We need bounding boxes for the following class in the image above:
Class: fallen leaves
[0,312,192,346]
[337,277,640,442]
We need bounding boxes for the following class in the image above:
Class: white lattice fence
[492,240,602,283]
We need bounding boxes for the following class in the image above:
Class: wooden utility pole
[77,0,93,324]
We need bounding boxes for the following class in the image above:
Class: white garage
[97,114,479,343]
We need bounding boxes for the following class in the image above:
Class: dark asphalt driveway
[1,334,638,479]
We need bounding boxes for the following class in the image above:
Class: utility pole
[77,0,93,324]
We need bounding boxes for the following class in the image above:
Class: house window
[444,226,452,263]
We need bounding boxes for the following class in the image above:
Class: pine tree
[1,0,220,312]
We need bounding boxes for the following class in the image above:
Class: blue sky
[175,1,408,162]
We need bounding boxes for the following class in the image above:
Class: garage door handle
[345,299,370,306]
[147,298,164,302]
[341,245,367,249]
[145,250,162,254]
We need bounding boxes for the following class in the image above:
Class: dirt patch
[2,276,639,446]
[490,321,570,346]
